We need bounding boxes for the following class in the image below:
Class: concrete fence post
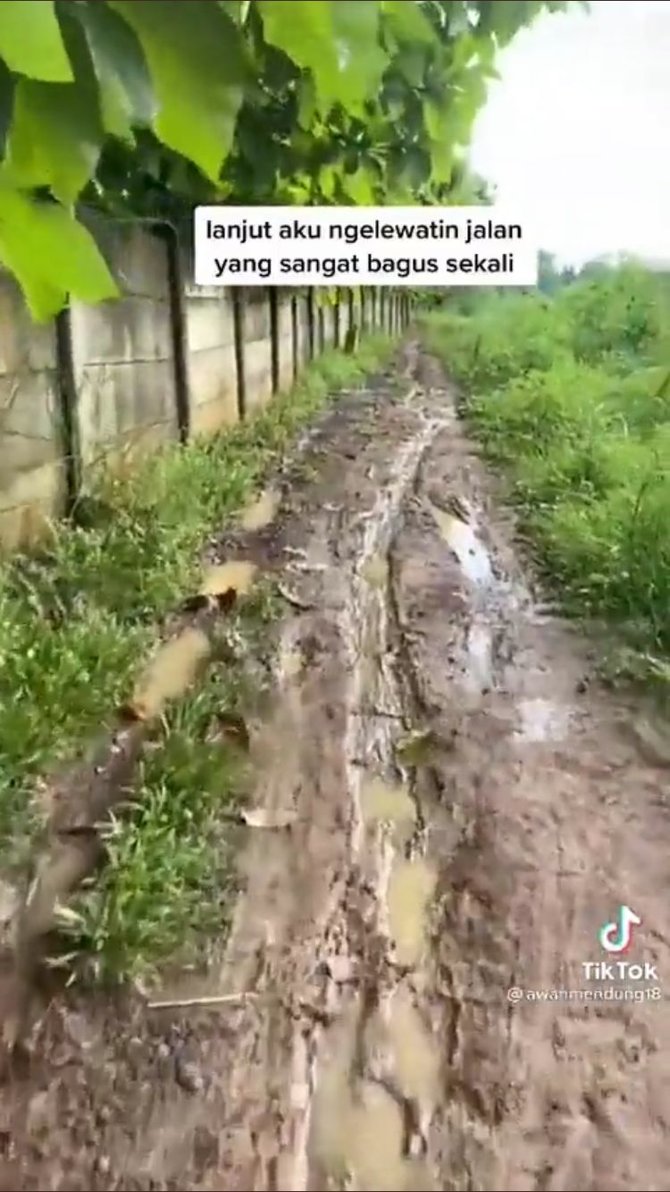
[317,300,325,354]
[331,292,338,348]
[307,290,315,360]
[276,290,293,392]
[232,288,246,420]
[291,294,299,382]
[269,286,279,395]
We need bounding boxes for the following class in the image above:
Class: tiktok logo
[598,905,642,954]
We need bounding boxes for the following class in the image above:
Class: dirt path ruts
[1,345,669,1191]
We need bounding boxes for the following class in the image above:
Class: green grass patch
[61,602,269,986]
[421,267,670,681]
[0,333,394,983]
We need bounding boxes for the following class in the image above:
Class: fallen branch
[146,991,263,1011]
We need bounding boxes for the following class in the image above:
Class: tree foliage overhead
[0,0,575,320]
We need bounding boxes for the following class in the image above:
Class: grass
[420,265,670,687]
[0,333,394,984]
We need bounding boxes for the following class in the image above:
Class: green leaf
[259,1,339,104]
[476,0,539,45]
[0,1,73,83]
[423,99,443,143]
[6,75,102,203]
[445,2,475,36]
[449,32,480,71]
[219,1,241,21]
[5,8,104,203]
[297,76,317,130]
[260,0,388,115]
[472,32,498,69]
[394,44,429,87]
[318,163,338,200]
[423,100,455,183]
[5,6,104,202]
[74,1,155,141]
[380,0,436,44]
[330,1,388,112]
[0,183,118,320]
[283,178,311,203]
[392,143,431,191]
[218,0,251,24]
[110,0,247,180]
[341,165,376,205]
[0,60,15,157]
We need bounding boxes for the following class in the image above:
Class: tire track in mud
[385,354,670,1192]
[3,347,670,1191]
[218,347,670,1192]
[213,367,448,1191]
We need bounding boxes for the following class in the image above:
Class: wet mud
[2,346,670,1191]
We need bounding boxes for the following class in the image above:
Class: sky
[469,0,670,266]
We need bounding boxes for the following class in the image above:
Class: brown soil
[2,345,670,1191]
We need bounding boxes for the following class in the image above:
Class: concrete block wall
[339,291,352,345]
[0,275,64,549]
[320,301,337,351]
[71,226,179,477]
[295,293,311,369]
[276,292,294,393]
[293,293,306,367]
[241,289,273,415]
[0,222,412,551]
[184,282,237,437]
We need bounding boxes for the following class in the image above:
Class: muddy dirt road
[2,345,670,1191]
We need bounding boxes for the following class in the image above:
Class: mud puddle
[387,856,436,968]
[360,777,414,827]
[240,489,280,533]
[3,347,670,1192]
[513,696,572,744]
[428,500,493,586]
[200,558,258,596]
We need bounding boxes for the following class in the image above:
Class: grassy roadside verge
[420,266,670,690]
[0,333,394,985]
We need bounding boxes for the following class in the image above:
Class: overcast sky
[470,0,670,266]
